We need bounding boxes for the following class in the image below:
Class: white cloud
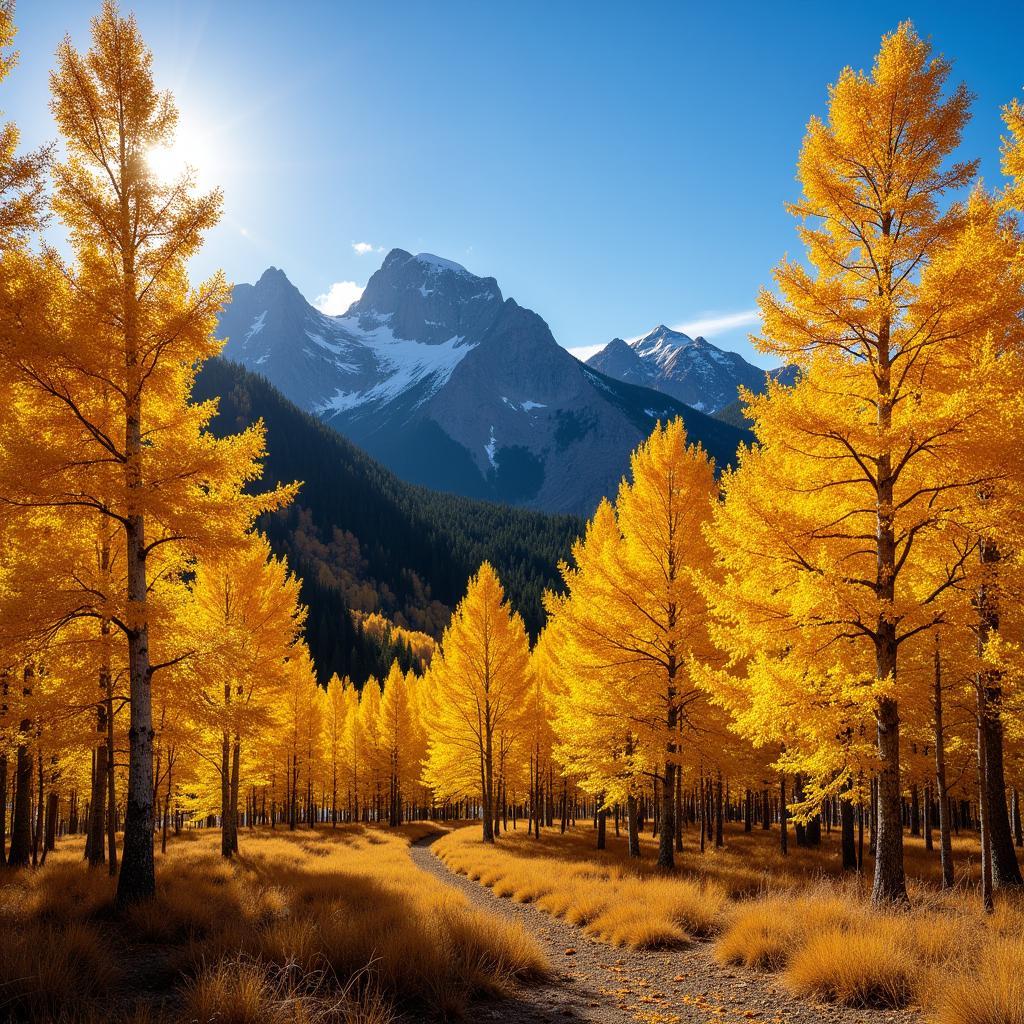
[671,309,760,338]
[352,241,382,256]
[567,344,606,362]
[315,280,364,316]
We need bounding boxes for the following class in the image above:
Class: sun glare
[144,126,217,188]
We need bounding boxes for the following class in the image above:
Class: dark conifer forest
[194,358,582,683]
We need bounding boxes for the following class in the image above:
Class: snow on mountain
[217,251,748,515]
[586,324,775,413]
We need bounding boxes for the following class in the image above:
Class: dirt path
[409,833,922,1024]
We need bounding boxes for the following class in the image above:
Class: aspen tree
[187,533,305,856]
[0,0,46,247]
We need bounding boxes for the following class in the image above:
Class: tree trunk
[229,736,241,854]
[924,784,933,852]
[32,751,44,866]
[840,791,856,871]
[979,710,994,913]
[626,794,640,858]
[220,732,232,858]
[7,736,32,868]
[779,774,788,856]
[933,638,954,889]
[86,738,107,867]
[42,791,58,860]
[872,694,907,905]
[1012,789,1023,848]
[116,507,157,905]
[714,771,724,848]
[481,720,495,844]
[161,753,172,855]
[657,763,676,869]
[0,752,7,866]
[976,540,1022,888]
[596,795,606,851]
[977,685,1022,888]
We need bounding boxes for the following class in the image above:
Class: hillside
[193,358,583,683]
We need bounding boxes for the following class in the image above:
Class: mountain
[712,363,802,429]
[193,358,582,684]
[586,325,774,414]
[217,250,749,515]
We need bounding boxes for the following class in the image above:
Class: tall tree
[546,418,719,869]
[0,2,293,903]
[709,25,1024,905]
[0,0,46,247]
[187,532,305,857]
[424,563,529,842]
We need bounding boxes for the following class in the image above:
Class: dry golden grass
[433,821,1024,1021]
[0,824,547,1023]
[933,937,1024,1024]
[435,825,726,949]
[785,927,916,1008]
[716,882,1024,1015]
[180,957,392,1024]
[0,918,119,1020]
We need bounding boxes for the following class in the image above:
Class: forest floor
[0,825,547,1023]
[2,824,1016,1023]
[411,830,922,1024]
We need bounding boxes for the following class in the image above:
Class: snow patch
[484,426,498,469]
[244,310,267,344]
[583,368,614,394]
[415,252,470,276]
[501,397,547,412]
[315,316,476,415]
[304,329,348,356]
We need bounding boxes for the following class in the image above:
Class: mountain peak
[216,252,749,514]
[251,266,308,306]
[587,323,769,414]
[349,247,503,344]
[256,266,289,286]
[633,324,696,356]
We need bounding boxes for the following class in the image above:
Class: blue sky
[5,1,1022,368]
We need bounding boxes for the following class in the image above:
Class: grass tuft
[785,928,916,1009]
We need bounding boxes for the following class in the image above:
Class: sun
[144,125,217,188]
